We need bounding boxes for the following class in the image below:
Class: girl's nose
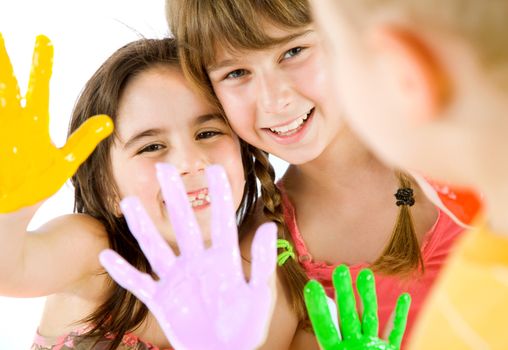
[257,70,292,115]
[170,143,206,176]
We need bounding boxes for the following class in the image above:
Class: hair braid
[250,146,309,321]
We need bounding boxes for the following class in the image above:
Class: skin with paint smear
[0,34,113,213]
[304,265,410,350]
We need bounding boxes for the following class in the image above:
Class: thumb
[61,114,113,174]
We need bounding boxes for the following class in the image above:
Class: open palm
[0,34,112,213]
[100,164,277,350]
[305,265,411,350]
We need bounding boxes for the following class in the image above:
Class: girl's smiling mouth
[187,188,211,210]
[162,188,211,211]
[264,108,315,143]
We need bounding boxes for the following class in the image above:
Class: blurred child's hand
[409,172,483,227]
[0,34,113,213]
[100,164,277,350]
[304,265,411,350]
[423,177,482,227]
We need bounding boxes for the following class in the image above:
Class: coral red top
[280,188,465,344]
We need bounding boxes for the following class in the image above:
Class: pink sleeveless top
[280,188,465,343]
[31,327,173,350]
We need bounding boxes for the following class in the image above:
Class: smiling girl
[0,36,266,350]
[167,1,466,348]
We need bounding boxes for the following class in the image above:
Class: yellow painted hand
[0,34,113,213]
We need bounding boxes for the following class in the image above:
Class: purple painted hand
[99,164,277,350]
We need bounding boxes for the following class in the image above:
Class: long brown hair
[167,0,423,316]
[68,37,259,349]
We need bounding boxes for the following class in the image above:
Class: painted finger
[388,293,411,349]
[206,165,239,251]
[24,35,53,126]
[333,264,361,340]
[304,280,341,348]
[99,249,157,306]
[249,222,277,288]
[120,196,176,278]
[0,33,21,113]
[60,114,113,179]
[156,163,204,256]
[356,268,379,337]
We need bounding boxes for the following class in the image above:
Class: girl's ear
[370,26,451,122]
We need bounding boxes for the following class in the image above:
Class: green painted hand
[304,265,411,350]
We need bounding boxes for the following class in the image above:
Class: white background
[0,0,288,348]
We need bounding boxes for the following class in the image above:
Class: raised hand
[304,265,411,350]
[0,34,113,213]
[100,164,277,350]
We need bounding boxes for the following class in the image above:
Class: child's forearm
[0,204,39,291]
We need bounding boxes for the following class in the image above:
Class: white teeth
[192,199,204,207]
[187,192,210,207]
[269,110,311,134]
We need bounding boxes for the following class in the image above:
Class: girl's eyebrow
[194,113,224,126]
[122,114,223,149]
[123,128,165,149]
[207,58,241,74]
[207,29,314,73]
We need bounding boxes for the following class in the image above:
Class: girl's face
[208,24,344,165]
[110,66,245,246]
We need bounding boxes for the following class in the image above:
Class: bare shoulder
[11,214,110,297]
[34,213,108,240]
[290,326,320,350]
[31,213,109,263]
[255,271,300,349]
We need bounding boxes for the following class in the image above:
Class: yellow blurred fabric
[409,221,508,350]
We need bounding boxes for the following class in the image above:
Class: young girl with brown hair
[167,0,466,348]
[0,35,272,350]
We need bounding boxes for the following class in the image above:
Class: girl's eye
[282,47,304,60]
[225,69,247,80]
[138,144,165,154]
[197,130,222,140]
